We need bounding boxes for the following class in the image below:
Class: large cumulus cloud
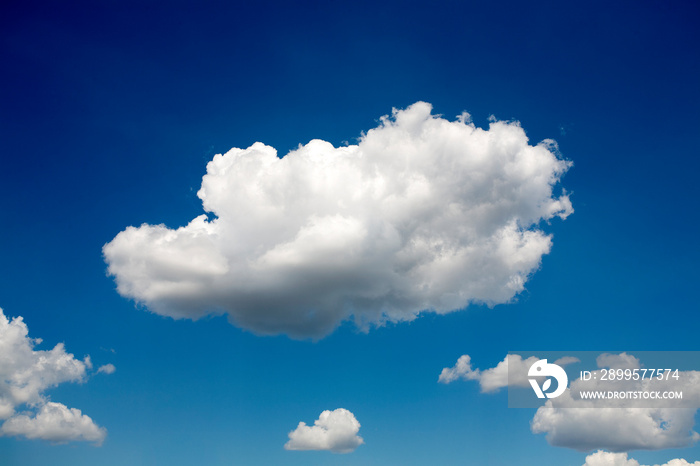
[104,102,572,338]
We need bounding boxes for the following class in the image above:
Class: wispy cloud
[438,354,578,392]
[97,364,116,375]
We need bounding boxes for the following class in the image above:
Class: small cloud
[438,354,577,392]
[438,355,481,385]
[0,402,106,446]
[583,450,700,466]
[285,408,363,453]
[97,364,116,375]
[104,102,572,339]
[0,306,107,445]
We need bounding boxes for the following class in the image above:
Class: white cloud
[583,450,700,466]
[97,364,116,375]
[438,354,578,392]
[532,356,700,452]
[445,352,700,452]
[596,353,641,370]
[533,403,699,452]
[0,307,108,445]
[0,402,106,445]
[104,102,572,338]
[438,355,481,384]
[284,408,363,453]
[0,310,87,414]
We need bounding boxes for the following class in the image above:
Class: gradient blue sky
[1,1,699,465]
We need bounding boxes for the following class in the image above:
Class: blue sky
[1,1,699,465]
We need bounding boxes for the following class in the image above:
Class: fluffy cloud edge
[104,101,573,339]
[284,408,363,453]
[0,402,106,446]
[0,307,111,445]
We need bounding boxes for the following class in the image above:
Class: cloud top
[284,408,363,453]
[104,102,572,338]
